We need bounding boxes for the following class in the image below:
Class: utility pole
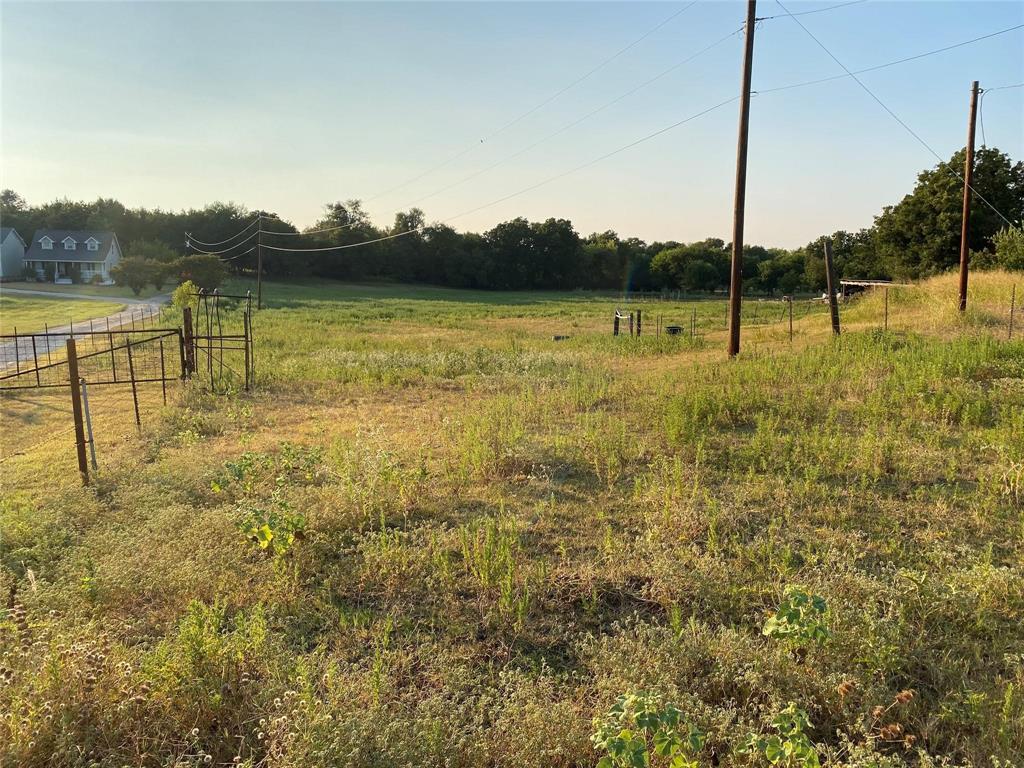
[256,212,263,310]
[958,80,980,313]
[727,0,757,358]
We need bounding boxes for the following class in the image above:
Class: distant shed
[0,227,27,281]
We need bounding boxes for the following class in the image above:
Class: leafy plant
[591,692,705,768]
[763,588,830,648]
[237,493,305,557]
[740,703,820,768]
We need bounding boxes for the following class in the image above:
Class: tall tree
[874,147,1024,278]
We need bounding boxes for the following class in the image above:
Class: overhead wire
[193,8,1021,257]
[978,83,1024,148]
[186,230,258,255]
[753,23,1024,95]
[774,0,1017,227]
[756,0,868,21]
[185,215,260,247]
[292,16,1022,244]
[260,94,738,253]
[363,2,699,202]
[408,23,746,207]
[263,221,360,236]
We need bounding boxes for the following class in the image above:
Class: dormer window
[62,237,77,250]
[86,237,100,251]
[40,236,53,250]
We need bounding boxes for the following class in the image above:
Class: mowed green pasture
[0,293,126,334]
[1,271,1022,767]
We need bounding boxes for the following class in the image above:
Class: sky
[1,1,1021,248]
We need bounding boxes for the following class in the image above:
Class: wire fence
[0,296,256,483]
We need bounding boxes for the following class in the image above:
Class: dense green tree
[651,239,728,292]
[172,255,226,290]
[111,257,158,296]
[127,239,180,263]
[874,147,1024,278]
[992,225,1024,270]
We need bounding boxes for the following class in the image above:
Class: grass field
[2,281,165,300]
[1,270,1022,767]
[0,293,126,333]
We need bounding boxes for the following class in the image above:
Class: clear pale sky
[1,1,1021,247]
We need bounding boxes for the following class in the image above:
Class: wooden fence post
[1010,284,1017,340]
[884,287,889,332]
[636,310,642,337]
[613,313,620,336]
[182,307,195,376]
[788,297,793,343]
[823,239,841,335]
[629,312,634,337]
[66,340,89,485]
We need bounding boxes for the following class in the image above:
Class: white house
[0,227,27,281]
[23,230,122,284]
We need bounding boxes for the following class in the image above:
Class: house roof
[25,230,119,263]
[0,227,26,247]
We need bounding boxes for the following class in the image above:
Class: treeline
[2,146,1021,294]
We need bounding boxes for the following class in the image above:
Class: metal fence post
[159,338,167,405]
[125,339,141,430]
[80,378,98,470]
[31,334,41,386]
[243,310,251,392]
[66,340,89,485]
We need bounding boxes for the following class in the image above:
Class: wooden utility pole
[256,213,264,310]
[823,239,841,335]
[727,0,757,357]
[958,80,980,313]
[66,340,89,485]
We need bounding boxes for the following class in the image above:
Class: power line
[756,0,867,21]
[978,83,1024,148]
[185,230,258,255]
[263,21,1023,244]
[219,246,257,262]
[754,23,1024,95]
[263,221,360,237]
[364,2,699,203]
[774,0,1016,227]
[261,95,738,254]
[409,24,745,208]
[185,216,260,247]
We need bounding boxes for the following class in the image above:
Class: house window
[63,237,77,250]
[86,238,99,251]
[41,237,53,250]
